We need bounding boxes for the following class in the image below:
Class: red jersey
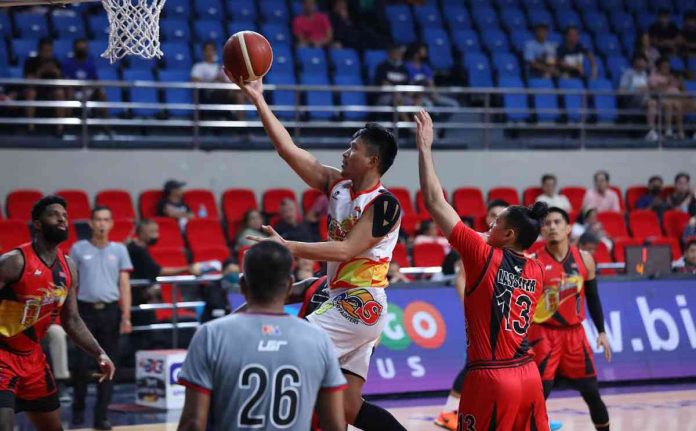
[0,243,72,355]
[449,222,545,365]
[533,246,589,327]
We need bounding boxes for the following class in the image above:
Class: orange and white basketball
[223,31,273,82]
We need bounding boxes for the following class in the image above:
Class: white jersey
[326,179,401,290]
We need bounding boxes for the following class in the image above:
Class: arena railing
[1,77,694,149]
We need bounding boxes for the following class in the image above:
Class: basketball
[223,31,273,82]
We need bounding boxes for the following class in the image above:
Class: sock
[353,401,406,431]
[443,394,460,412]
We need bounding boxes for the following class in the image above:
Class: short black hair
[547,206,570,224]
[37,37,53,50]
[578,231,600,246]
[243,242,294,304]
[675,172,691,183]
[631,53,648,64]
[541,174,557,183]
[656,56,670,68]
[353,123,398,175]
[503,202,549,250]
[202,41,216,51]
[91,205,112,219]
[488,199,509,211]
[648,175,663,183]
[564,25,578,34]
[686,237,696,250]
[135,219,155,235]
[31,195,67,221]
[594,170,610,182]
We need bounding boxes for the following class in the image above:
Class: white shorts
[306,287,387,381]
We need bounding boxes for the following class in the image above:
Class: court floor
[14,383,696,430]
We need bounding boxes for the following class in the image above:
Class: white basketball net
[100,0,166,63]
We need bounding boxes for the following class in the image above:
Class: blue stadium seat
[468,0,490,7]
[494,0,520,8]
[123,69,160,117]
[547,31,563,46]
[52,12,86,39]
[194,20,225,42]
[226,20,257,35]
[290,1,303,17]
[385,4,416,45]
[162,42,193,70]
[624,0,647,14]
[260,23,291,46]
[159,70,193,118]
[529,78,559,122]
[689,58,696,75]
[492,52,520,79]
[128,56,154,71]
[481,29,509,53]
[558,78,584,122]
[452,29,481,53]
[595,33,621,58]
[444,6,471,31]
[650,0,673,12]
[414,3,443,29]
[498,76,529,121]
[195,0,225,19]
[334,74,366,120]
[510,29,533,53]
[88,39,111,70]
[471,6,498,29]
[520,0,546,10]
[300,72,334,120]
[555,10,581,29]
[364,50,387,83]
[98,68,124,116]
[500,8,527,31]
[599,0,623,11]
[52,39,74,63]
[272,44,294,74]
[589,78,616,123]
[161,19,191,43]
[464,52,493,87]
[619,31,635,56]
[670,57,685,73]
[637,12,657,31]
[0,41,8,68]
[259,0,289,23]
[585,55,606,78]
[297,47,327,74]
[88,15,110,40]
[97,67,119,81]
[685,81,696,122]
[226,0,257,21]
[265,70,296,119]
[579,33,594,52]
[527,8,553,27]
[6,66,23,78]
[165,0,192,19]
[330,48,361,78]
[14,12,49,38]
[574,0,598,10]
[423,28,453,71]
[605,55,628,86]
[583,10,610,34]
[546,0,572,10]
[12,39,38,67]
[610,11,635,35]
[0,13,11,37]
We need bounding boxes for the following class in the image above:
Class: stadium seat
[0,220,31,253]
[300,72,334,120]
[110,219,135,243]
[636,12,655,31]
[481,29,510,53]
[600,0,623,11]
[139,190,164,219]
[12,39,39,67]
[423,28,454,72]
[670,57,685,73]
[555,9,582,28]
[610,11,635,35]
[259,0,289,23]
[88,15,110,40]
[122,69,159,117]
[559,186,586,210]
[261,23,291,46]
[510,29,533,54]
[559,78,584,123]
[498,76,529,122]
[413,242,446,267]
[609,185,624,211]
[520,0,546,9]
[334,74,367,120]
[529,78,559,122]
[612,237,644,263]
[392,242,411,268]
[582,10,610,34]
[452,29,481,53]
[226,19,258,37]
[221,188,258,239]
[488,187,520,205]
[183,189,219,219]
[390,187,416,216]
[55,189,91,220]
[159,70,193,117]
[195,0,224,19]
[148,217,185,250]
[464,52,493,88]
[606,55,629,87]
[595,34,622,58]
[364,50,387,83]
[575,0,598,10]
[331,48,361,78]
[297,47,327,74]
[471,6,498,29]
[629,210,662,239]
[270,44,294,75]
[625,186,648,210]
[416,189,448,216]
[164,0,192,19]
[0,41,8,69]
[492,53,520,79]
[593,241,615,275]
[0,12,11,37]
[52,12,86,39]
[6,189,42,221]
[547,0,572,10]
[523,187,543,206]
[95,190,136,220]
[194,19,225,42]
[187,218,227,251]
[14,12,49,38]
[452,187,487,218]
[161,19,191,43]
[444,5,471,31]
[262,188,296,216]
[494,0,520,8]
[662,210,690,240]
[300,189,323,215]
[414,3,443,29]
[527,8,553,27]
[597,211,628,238]
[227,0,257,21]
[589,78,617,123]
[265,71,296,119]
[191,245,231,263]
[649,236,681,260]
[500,8,527,31]
[385,4,416,45]
[400,213,421,237]
[52,39,74,63]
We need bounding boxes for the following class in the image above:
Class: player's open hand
[247,225,285,245]
[224,68,263,103]
[414,110,434,152]
[597,332,612,362]
[95,353,116,382]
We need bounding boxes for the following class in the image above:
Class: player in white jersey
[234,76,406,431]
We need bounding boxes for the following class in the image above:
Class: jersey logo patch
[258,340,288,352]
[334,288,383,326]
[33,269,42,277]
[261,325,281,336]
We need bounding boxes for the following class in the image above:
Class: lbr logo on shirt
[258,340,288,352]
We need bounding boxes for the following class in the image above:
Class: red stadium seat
[56,189,91,221]
[452,187,486,218]
[95,189,136,220]
[191,245,231,263]
[222,188,258,239]
[390,187,416,216]
[523,187,543,206]
[157,284,197,321]
[392,242,411,268]
[139,189,163,219]
[559,186,586,211]
[412,242,445,267]
[186,218,227,252]
[609,185,624,211]
[0,220,31,253]
[597,212,628,238]
[319,215,328,240]
[183,189,219,219]
[488,187,520,205]
[612,237,644,263]
[6,189,42,222]
[237,246,251,268]
[150,247,187,267]
[400,213,421,237]
[150,217,185,250]
[649,236,682,259]
[262,188,296,216]
[568,211,579,224]
[628,210,662,239]
[58,224,79,254]
[662,210,690,240]
[625,185,648,210]
[416,189,448,217]
[111,219,135,243]
[301,189,324,215]
[593,241,616,276]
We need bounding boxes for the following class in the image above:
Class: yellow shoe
[434,410,458,431]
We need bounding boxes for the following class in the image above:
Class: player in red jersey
[528,207,612,431]
[415,111,550,431]
[0,196,115,431]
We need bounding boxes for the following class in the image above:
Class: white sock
[443,394,460,412]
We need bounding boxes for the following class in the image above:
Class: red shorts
[458,359,549,431]
[0,347,59,412]
[528,324,597,382]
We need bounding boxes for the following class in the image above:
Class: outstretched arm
[227,75,342,193]
[415,111,461,238]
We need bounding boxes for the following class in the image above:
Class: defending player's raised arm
[229,74,342,193]
[415,111,461,238]
[0,251,24,291]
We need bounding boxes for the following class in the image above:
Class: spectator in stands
[577,231,600,255]
[649,8,681,56]
[63,39,107,118]
[23,37,68,134]
[292,0,333,48]
[557,26,597,80]
[571,208,611,250]
[634,32,660,71]
[273,198,315,242]
[676,237,696,274]
[329,0,387,51]
[582,170,621,213]
[535,174,571,212]
[668,172,696,215]
[649,57,686,139]
[414,220,451,254]
[486,199,509,227]
[374,44,411,121]
[619,54,659,141]
[157,180,194,230]
[192,42,245,120]
[234,209,268,251]
[388,262,410,284]
[404,43,459,111]
[524,23,558,78]
[683,10,696,57]
[683,218,696,244]
[636,175,668,215]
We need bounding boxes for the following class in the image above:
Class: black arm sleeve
[372,192,401,238]
[585,278,605,333]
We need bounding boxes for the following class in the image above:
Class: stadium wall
[1,149,695,199]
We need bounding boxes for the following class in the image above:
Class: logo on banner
[170,363,183,385]
[381,301,446,350]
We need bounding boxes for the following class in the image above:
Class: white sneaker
[645,129,660,141]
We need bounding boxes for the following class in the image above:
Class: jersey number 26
[238,364,301,429]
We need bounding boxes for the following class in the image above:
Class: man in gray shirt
[177,242,346,431]
[525,23,558,78]
[70,206,133,430]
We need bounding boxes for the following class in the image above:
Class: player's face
[686,245,696,265]
[36,204,69,244]
[341,139,377,179]
[90,209,114,237]
[486,209,514,248]
[541,212,570,244]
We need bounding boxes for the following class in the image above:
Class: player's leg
[528,325,561,399]
[24,409,63,431]
[513,362,550,431]
[0,408,15,431]
[16,355,62,431]
[435,366,466,430]
[344,372,405,431]
[92,305,120,427]
[458,368,517,430]
[575,378,609,431]
[72,303,98,424]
